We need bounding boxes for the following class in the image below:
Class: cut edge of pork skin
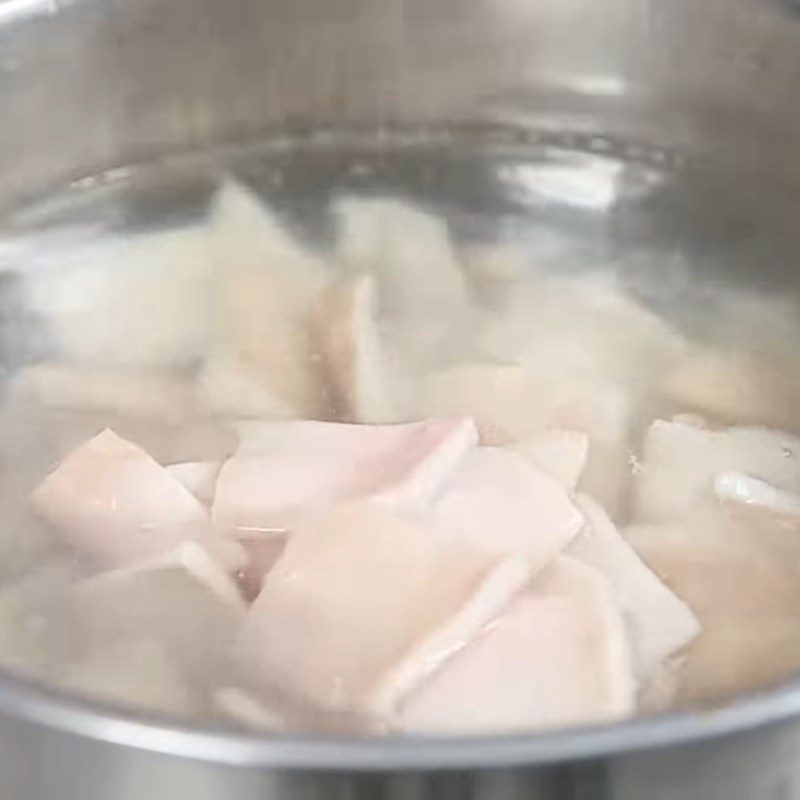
[370,552,532,718]
[313,272,399,424]
[568,494,700,682]
[74,539,247,611]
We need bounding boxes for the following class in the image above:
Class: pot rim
[0,667,798,769]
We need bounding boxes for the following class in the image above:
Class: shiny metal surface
[2,0,800,796]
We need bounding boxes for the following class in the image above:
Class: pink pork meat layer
[31,429,243,571]
[235,502,530,717]
[398,557,635,733]
[212,417,478,534]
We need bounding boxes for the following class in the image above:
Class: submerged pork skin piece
[567,495,700,680]
[399,557,635,734]
[509,429,589,491]
[72,543,246,687]
[659,348,800,432]
[212,417,477,533]
[59,637,197,717]
[430,447,583,567]
[0,561,75,676]
[333,196,469,366]
[236,502,530,716]
[76,540,247,610]
[195,355,299,420]
[678,617,800,705]
[24,225,213,369]
[624,516,800,621]
[625,511,800,704]
[313,273,398,424]
[205,181,329,418]
[31,429,240,571]
[633,418,800,523]
[418,363,632,514]
[10,364,195,423]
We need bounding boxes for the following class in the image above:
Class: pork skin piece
[398,557,635,733]
[205,181,328,418]
[236,502,530,716]
[508,429,588,491]
[313,273,399,423]
[418,363,632,513]
[633,418,800,523]
[430,447,583,567]
[568,494,700,681]
[31,429,242,571]
[212,417,477,534]
[72,542,246,684]
[166,460,223,506]
[333,196,469,366]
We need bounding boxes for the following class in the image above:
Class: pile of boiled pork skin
[7,181,800,734]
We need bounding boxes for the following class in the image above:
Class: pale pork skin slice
[313,273,399,424]
[430,447,584,567]
[10,364,195,424]
[333,196,470,367]
[678,619,800,705]
[633,418,800,524]
[0,561,75,676]
[399,557,635,734]
[31,429,241,571]
[195,355,299,420]
[235,502,530,717]
[59,638,197,717]
[75,540,247,610]
[624,514,800,622]
[72,542,246,689]
[567,494,700,681]
[23,225,213,369]
[212,417,477,534]
[625,513,800,704]
[418,362,633,514]
[204,181,329,419]
[659,348,800,432]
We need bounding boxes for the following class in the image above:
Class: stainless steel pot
[3,0,800,797]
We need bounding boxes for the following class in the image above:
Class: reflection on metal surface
[499,160,623,211]
[0,0,59,24]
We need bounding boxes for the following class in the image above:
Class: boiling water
[0,130,799,728]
